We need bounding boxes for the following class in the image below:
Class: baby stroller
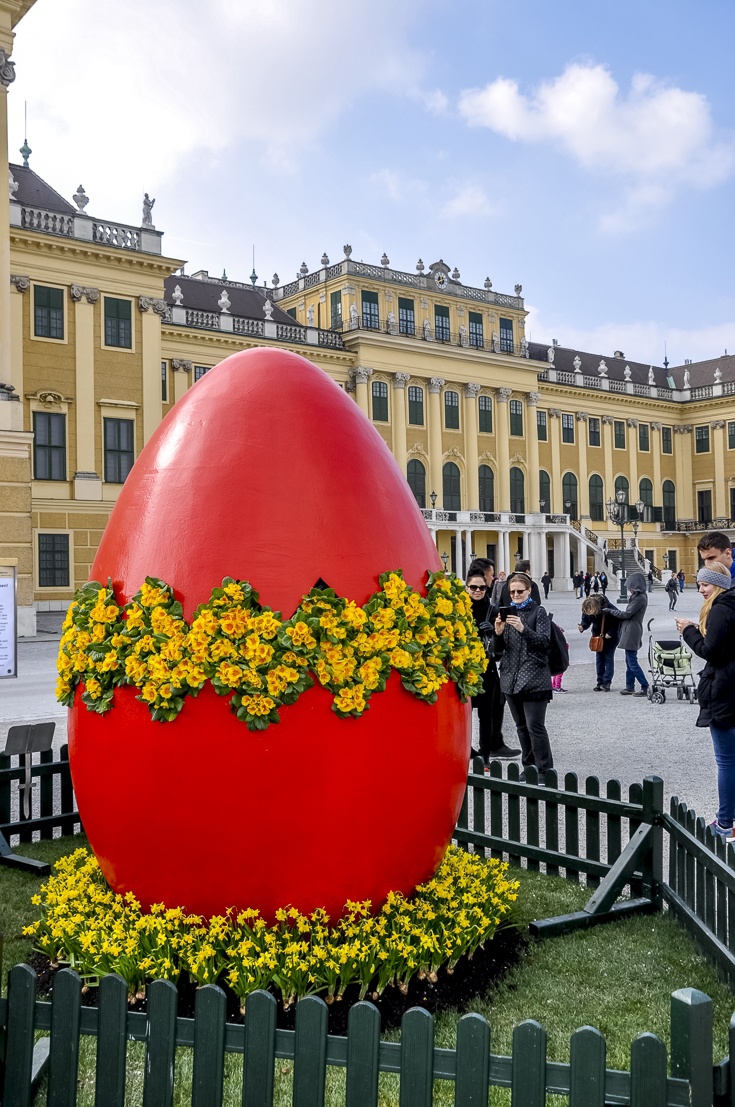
[646,618,698,704]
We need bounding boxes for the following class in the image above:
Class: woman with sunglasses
[493,571,554,781]
[465,572,520,766]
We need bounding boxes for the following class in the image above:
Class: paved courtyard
[0,584,718,824]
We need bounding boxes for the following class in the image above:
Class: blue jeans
[710,725,735,828]
[624,649,648,691]
[595,645,615,687]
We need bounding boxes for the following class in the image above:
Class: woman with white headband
[676,563,735,839]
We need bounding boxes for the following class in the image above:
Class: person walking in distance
[676,564,735,839]
[607,572,649,697]
[599,570,608,596]
[665,574,679,610]
[541,571,551,599]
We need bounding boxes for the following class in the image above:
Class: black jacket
[580,595,620,644]
[493,602,552,699]
[682,590,735,728]
[470,593,499,697]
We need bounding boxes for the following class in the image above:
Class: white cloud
[440,184,495,219]
[9,0,427,223]
[458,63,735,230]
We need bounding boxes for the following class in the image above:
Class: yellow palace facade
[1,4,733,633]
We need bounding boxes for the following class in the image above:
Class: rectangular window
[469,311,483,348]
[638,423,649,451]
[408,385,424,425]
[34,286,64,339]
[588,416,600,447]
[499,318,514,353]
[398,297,415,336]
[662,425,673,454]
[731,487,735,519]
[698,489,712,524]
[509,399,523,436]
[614,420,626,449]
[729,422,735,450]
[194,365,209,382]
[104,297,132,348]
[695,425,710,453]
[361,291,379,330]
[444,390,459,430]
[33,412,66,480]
[329,290,342,329]
[434,305,450,343]
[561,413,575,443]
[161,360,168,402]
[478,395,492,433]
[38,533,69,588]
[104,418,135,483]
[372,380,388,422]
[537,410,547,441]
[286,307,297,320]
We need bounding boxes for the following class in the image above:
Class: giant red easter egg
[68,347,470,920]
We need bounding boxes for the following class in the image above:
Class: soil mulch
[27,923,525,1035]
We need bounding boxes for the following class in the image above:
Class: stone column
[428,377,444,502]
[526,391,541,511]
[674,426,694,519]
[651,422,663,508]
[392,373,410,474]
[139,297,166,445]
[501,529,511,574]
[627,418,639,503]
[454,527,463,576]
[601,415,615,509]
[576,411,588,516]
[712,420,726,518]
[172,359,192,404]
[354,366,373,417]
[9,274,28,397]
[71,286,101,500]
[0,46,16,386]
[548,409,562,512]
[495,388,512,511]
[464,382,480,510]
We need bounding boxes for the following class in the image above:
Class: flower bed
[56,571,486,731]
[24,846,519,1011]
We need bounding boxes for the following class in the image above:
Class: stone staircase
[605,548,664,587]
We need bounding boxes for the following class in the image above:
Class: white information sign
[0,566,17,678]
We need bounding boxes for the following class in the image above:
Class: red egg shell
[69,347,470,920]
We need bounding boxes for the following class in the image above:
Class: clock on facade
[434,271,448,289]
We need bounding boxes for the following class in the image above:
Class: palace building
[0,3,732,634]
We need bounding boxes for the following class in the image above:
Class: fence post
[642,776,664,910]
[670,988,713,1107]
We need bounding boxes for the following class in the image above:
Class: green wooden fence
[0,965,723,1107]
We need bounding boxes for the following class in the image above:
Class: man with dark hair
[499,559,541,606]
[467,557,494,587]
[698,531,735,581]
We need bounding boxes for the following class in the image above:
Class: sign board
[0,566,17,678]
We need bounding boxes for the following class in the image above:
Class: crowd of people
[466,531,735,825]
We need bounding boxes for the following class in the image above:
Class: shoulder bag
[589,613,606,653]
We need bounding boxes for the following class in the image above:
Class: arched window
[639,478,653,509]
[663,480,676,528]
[539,470,551,512]
[407,459,426,508]
[615,475,629,501]
[562,472,578,520]
[509,466,525,513]
[589,474,604,521]
[443,462,461,510]
[478,465,494,512]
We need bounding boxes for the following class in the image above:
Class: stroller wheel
[677,687,684,700]
[650,690,666,704]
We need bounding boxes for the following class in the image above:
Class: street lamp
[440,551,449,571]
[430,490,437,510]
[606,491,646,602]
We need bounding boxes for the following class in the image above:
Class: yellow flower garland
[24,845,519,1005]
[56,570,487,731]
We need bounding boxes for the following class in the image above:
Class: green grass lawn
[2,837,735,1106]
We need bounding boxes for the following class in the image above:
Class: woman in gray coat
[607,572,650,696]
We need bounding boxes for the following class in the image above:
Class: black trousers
[474,663,506,758]
[505,694,553,772]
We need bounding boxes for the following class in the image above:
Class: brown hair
[582,595,603,615]
[697,531,732,553]
[507,572,533,592]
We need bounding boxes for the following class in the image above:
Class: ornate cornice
[626,418,639,428]
[443,446,464,461]
[428,377,445,394]
[576,411,588,422]
[70,285,99,304]
[393,372,411,389]
[650,422,662,431]
[711,420,726,430]
[172,358,192,372]
[548,408,562,418]
[601,415,614,425]
[464,382,481,399]
[0,49,16,88]
[10,274,30,293]
[139,296,167,316]
[674,425,693,434]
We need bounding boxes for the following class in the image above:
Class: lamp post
[430,490,437,510]
[606,491,645,602]
[440,551,449,572]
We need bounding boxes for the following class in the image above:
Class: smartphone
[498,606,513,621]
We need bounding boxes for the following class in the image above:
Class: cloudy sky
[8,0,735,365]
